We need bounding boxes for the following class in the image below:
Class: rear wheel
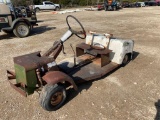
[13,22,30,38]
[113,6,117,11]
[40,84,66,111]
[122,54,129,66]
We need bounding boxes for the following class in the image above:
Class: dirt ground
[0,6,160,120]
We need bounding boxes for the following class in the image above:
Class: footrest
[76,43,111,55]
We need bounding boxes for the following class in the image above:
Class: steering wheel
[66,15,86,39]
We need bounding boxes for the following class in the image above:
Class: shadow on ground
[132,51,139,60]
[0,33,15,40]
[65,82,93,105]
[0,26,56,40]
[155,100,160,120]
[31,26,56,36]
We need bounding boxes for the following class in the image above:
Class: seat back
[85,33,110,49]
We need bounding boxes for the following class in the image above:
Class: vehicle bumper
[7,70,27,97]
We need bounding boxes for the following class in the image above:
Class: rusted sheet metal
[69,60,119,84]
[95,61,119,76]
[14,51,54,71]
[7,70,16,79]
[76,43,111,67]
[7,70,27,97]
[93,54,110,67]
[9,81,27,97]
[76,46,84,57]
[70,61,102,82]
[42,71,78,90]
[51,44,63,59]
[76,54,95,65]
[76,43,112,55]
[42,41,62,57]
[101,54,110,67]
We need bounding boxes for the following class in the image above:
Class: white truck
[34,1,61,12]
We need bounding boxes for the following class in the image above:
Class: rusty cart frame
[7,15,134,111]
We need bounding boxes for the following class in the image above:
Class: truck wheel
[35,7,40,12]
[122,54,129,66]
[13,22,30,38]
[55,7,60,11]
[104,7,108,11]
[40,84,66,111]
[113,6,117,11]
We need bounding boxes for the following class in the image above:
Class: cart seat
[85,33,112,49]
[76,33,112,56]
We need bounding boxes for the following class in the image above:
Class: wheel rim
[50,91,63,106]
[17,25,28,36]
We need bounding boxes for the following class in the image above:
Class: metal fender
[12,18,31,29]
[42,71,78,90]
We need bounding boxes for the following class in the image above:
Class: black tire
[113,6,117,11]
[55,7,60,11]
[40,84,66,111]
[122,54,129,66]
[35,7,40,12]
[13,22,30,38]
[104,6,108,11]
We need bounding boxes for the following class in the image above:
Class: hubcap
[17,25,28,36]
[51,91,63,106]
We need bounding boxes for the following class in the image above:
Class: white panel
[109,39,134,64]
[85,34,110,48]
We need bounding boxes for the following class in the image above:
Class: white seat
[85,33,111,49]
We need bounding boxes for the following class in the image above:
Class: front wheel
[13,22,30,38]
[40,84,66,111]
[55,7,60,11]
[113,6,117,11]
